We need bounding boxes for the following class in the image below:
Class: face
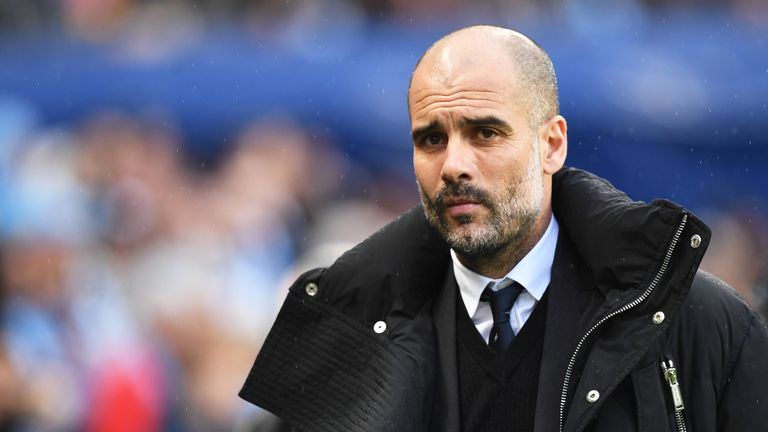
[410,43,546,258]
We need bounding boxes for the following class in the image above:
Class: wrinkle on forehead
[410,89,505,121]
[410,88,501,108]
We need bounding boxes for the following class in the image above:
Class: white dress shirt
[452,214,559,344]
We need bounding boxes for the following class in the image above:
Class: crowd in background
[0,109,410,431]
[1,0,767,431]
[0,0,767,38]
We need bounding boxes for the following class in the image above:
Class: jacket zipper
[661,358,688,432]
[558,214,688,432]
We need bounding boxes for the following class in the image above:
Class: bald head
[409,25,559,130]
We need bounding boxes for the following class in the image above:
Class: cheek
[413,156,439,188]
[414,173,434,199]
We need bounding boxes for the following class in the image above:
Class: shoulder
[683,270,753,324]
[671,270,767,370]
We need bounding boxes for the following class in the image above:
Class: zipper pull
[661,359,685,412]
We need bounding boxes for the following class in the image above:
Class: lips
[444,197,479,206]
[443,197,481,215]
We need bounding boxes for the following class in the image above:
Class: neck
[457,209,552,279]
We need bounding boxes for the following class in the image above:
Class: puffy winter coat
[240,167,768,432]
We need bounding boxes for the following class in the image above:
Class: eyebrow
[457,116,512,132]
[411,120,440,142]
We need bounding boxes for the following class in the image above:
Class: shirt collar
[453,214,560,317]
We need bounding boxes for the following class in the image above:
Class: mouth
[443,197,482,216]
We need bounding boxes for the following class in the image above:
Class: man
[240,25,768,431]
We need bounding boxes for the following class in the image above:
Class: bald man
[240,26,768,432]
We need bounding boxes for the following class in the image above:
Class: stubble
[418,149,544,263]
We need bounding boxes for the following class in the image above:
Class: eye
[478,128,497,139]
[424,134,444,146]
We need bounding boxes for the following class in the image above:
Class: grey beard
[418,180,540,259]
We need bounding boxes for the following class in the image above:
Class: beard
[418,150,544,259]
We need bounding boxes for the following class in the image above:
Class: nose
[440,138,474,185]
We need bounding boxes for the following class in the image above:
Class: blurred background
[0,0,766,430]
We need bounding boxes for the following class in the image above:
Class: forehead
[408,41,524,125]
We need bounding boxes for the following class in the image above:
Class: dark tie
[480,278,525,354]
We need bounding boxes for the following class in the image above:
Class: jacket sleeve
[716,310,768,431]
[238,269,436,432]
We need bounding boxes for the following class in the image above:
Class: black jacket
[240,168,768,432]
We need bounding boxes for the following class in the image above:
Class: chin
[447,208,489,225]
[447,221,487,241]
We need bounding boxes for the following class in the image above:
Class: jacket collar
[552,167,708,297]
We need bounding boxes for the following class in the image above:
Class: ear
[539,115,567,175]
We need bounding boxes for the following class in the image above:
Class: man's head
[409,25,568,275]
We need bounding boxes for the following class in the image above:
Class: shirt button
[586,390,600,403]
[373,321,387,334]
[305,282,318,296]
